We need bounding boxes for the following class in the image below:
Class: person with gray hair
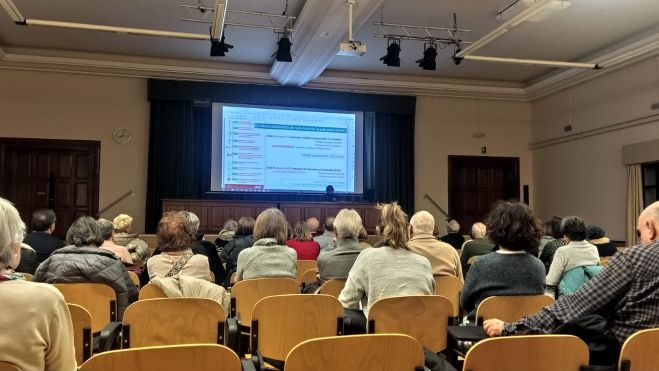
[314,216,336,252]
[0,197,76,370]
[180,211,226,285]
[440,219,465,250]
[460,222,495,276]
[407,211,462,280]
[98,218,133,265]
[215,218,237,249]
[35,216,138,320]
[317,209,364,281]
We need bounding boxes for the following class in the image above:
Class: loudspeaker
[364,189,375,202]
[523,185,529,205]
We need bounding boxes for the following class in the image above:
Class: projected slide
[219,106,357,193]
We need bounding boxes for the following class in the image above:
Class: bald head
[410,211,435,235]
[637,201,659,245]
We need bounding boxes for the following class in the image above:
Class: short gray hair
[66,216,104,247]
[333,209,362,240]
[180,211,200,235]
[0,198,25,270]
[410,211,435,234]
[471,222,487,239]
[447,219,460,233]
[97,218,114,240]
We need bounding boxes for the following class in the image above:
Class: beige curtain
[626,164,643,246]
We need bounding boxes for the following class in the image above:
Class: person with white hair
[440,219,465,250]
[407,211,462,280]
[460,222,495,276]
[317,209,364,282]
[0,197,76,370]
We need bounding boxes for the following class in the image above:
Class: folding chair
[434,275,463,320]
[295,260,317,282]
[127,272,140,288]
[475,294,554,325]
[67,304,93,364]
[319,279,346,298]
[138,283,166,300]
[299,268,318,287]
[619,328,659,371]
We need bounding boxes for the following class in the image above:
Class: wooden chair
[68,304,93,365]
[0,362,20,371]
[53,283,117,333]
[296,260,317,282]
[138,283,166,300]
[434,275,463,319]
[475,295,554,325]
[285,334,425,371]
[299,268,318,287]
[20,273,33,281]
[122,298,226,348]
[229,278,301,328]
[600,257,610,267]
[463,335,589,371]
[619,328,659,371]
[319,279,346,298]
[368,295,453,353]
[78,344,242,371]
[250,294,344,367]
[127,271,140,288]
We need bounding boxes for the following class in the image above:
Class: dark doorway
[0,138,100,240]
[448,155,520,235]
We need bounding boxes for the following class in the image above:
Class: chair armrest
[97,322,122,352]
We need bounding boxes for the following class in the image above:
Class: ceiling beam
[270,0,383,86]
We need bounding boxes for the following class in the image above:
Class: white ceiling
[0,0,657,86]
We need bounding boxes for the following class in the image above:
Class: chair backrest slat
[619,328,659,371]
[138,283,166,300]
[54,283,117,332]
[67,303,93,365]
[476,295,554,324]
[319,279,346,298]
[434,276,463,318]
[230,278,300,326]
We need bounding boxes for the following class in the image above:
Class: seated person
[306,217,320,237]
[317,209,364,281]
[180,211,226,285]
[440,219,465,250]
[215,219,237,250]
[112,213,150,268]
[23,208,64,268]
[407,211,462,280]
[146,212,211,282]
[236,208,297,281]
[287,222,321,260]
[586,225,618,257]
[15,243,37,275]
[460,222,495,276]
[539,216,567,271]
[221,217,255,286]
[98,218,134,265]
[314,217,336,252]
[460,201,545,321]
[0,197,76,370]
[545,216,600,297]
[34,216,138,320]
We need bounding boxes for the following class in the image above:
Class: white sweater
[546,240,600,286]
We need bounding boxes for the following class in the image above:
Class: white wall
[0,69,150,232]
[532,57,659,241]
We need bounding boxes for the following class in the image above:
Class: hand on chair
[483,318,506,337]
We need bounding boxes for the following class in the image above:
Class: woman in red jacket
[286,221,321,260]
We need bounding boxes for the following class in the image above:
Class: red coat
[286,239,320,260]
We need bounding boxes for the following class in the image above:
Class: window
[642,163,659,207]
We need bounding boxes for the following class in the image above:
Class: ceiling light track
[22,19,209,40]
[463,55,598,69]
[179,4,297,34]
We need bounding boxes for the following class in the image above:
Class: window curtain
[626,164,643,246]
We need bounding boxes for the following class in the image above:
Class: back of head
[487,201,542,251]
[447,219,460,234]
[30,208,56,232]
[561,216,587,241]
[586,225,605,240]
[0,198,26,271]
[293,221,313,242]
[236,217,256,236]
[179,211,200,236]
[334,209,362,240]
[378,202,408,249]
[550,216,564,238]
[324,216,335,232]
[157,212,194,252]
[306,217,319,233]
[254,208,288,245]
[471,222,487,239]
[113,214,134,233]
[66,216,105,247]
[223,219,238,231]
[410,211,435,235]
[97,218,114,241]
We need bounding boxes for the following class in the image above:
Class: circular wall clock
[112,128,132,144]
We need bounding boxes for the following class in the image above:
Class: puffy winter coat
[34,246,138,320]
[558,265,603,298]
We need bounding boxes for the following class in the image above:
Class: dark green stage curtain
[145,101,211,232]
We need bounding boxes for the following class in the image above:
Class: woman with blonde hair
[339,202,435,332]
[0,197,76,370]
[112,213,150,268]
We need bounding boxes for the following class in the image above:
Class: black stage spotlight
[452,48,463,65]
[379,39,401,67]
[416,43,437,70]
[276,35,293,62]
[210,34,233,57]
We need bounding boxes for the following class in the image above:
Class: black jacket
[23,231,64,268]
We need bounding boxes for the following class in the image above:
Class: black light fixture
[452,47,463,65]
[210,34,233,57]
[416,43,437,70]
[379,38,401,67]
[275,33,293,62]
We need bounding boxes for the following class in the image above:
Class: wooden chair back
[296,260,317,282]
[285,334,424,371]
[138,283,166,300]
[368,295,453,353]
[619,328,659,371]
[53,283,117,332]
[319,279,346,298]
[122,298,225,348]
[78,344,241,371]
[127,272,140,288]
[299,269,318,286]
[476,295,554,325]
[600,257,610,267]
[67,303,93,365]
[230,278,300,326]
[251,294,343,362]
[0,362,20,371]
[434,275,463,317]
[21,273,33,281]
[463,335,589,371]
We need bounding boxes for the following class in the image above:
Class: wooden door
[448,156,519,235]
[0,138,100,240]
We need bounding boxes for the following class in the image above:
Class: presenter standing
[325,185,338,202]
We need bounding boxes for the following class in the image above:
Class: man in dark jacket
[23,209,64,268]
